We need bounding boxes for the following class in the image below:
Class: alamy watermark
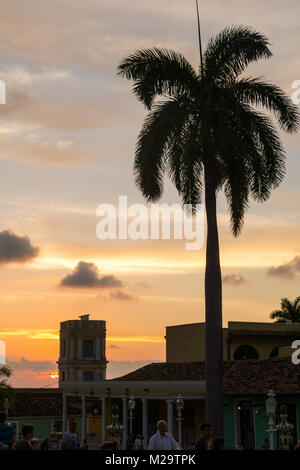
[0,340,6,364]
[0,80,6,104]
[96,196,204,250]
[291,80,300,105]
[291,340,300,365]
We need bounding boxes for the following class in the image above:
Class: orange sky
[0,0,299,386]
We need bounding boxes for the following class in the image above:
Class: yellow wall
[88,415,102,436]
[166,322,300,362]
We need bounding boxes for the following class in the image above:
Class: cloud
[267,256,300,279]
[223,274,246,286]
[97,290,138,301]
[2,89,103,131]
[60,260,123,288]
[0,329,58,340]
[0,65,71,87]
[107,344,120,349]
[109,290,138,301]
[0,132,93,166]
[7,357,56,372]
[0,230,39,265]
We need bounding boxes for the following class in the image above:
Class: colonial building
[58,314,107,385]
[53,315,300,449]
[9,355,300,450]
[166,321,300,362]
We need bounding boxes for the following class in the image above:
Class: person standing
[0,411,16,449]
[134,434,144,450]
[208,437,226,451]
[126,432,135,450]
[148,420,180,450]
[260,438,270,450]
[235,441,244,450]
[195,423,212,451]
[14,424,34,450]
[61,418,80,450]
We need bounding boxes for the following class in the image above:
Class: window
[233,345,259,360]
[62,370,65,381]
[83,339,94,357]
[84,370,94,382]
[270,346,279,358]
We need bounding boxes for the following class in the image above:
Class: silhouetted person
[61,418,80,450]
[195,423,212,451]
[126,432,135,450]
[260,438,270,450]
[100,440,119,450]
[14,424,34,450]
[208,437,226,451]
[0,411,16,449]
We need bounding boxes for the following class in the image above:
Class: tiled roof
[11,389,62,417]
[114,357,300,396]
[10,390,104,417]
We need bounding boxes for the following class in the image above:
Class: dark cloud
[60,261,122,288]
[109,290,138,301]
[7,357,56,372]
[267,256,300,279]
[0,230,39,265]
[107,344,120,349]
[223,274,246,286]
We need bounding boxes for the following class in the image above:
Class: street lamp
[128,395,135,434]
[176,394,184,449]
[266,390,277,450]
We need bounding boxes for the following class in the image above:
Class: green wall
[223,399,236,450]
[224,395,300,450]
[11,415,82,441]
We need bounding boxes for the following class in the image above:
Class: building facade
[166,321,300,362]
[58,314,107,386]
[54,316,300,449]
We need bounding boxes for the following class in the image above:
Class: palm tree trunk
[204,164,223,436]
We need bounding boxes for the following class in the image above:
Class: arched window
[233,345,259,360]
[270,346,279,358]
[84,370,94,382]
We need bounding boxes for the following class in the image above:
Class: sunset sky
[0,0,299,387]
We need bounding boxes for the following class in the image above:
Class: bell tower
[58,314,107,389]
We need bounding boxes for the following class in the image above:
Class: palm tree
[118,26,299,435]
[0,366,13,410]
[0,366,12,389]
[271,297,300,323]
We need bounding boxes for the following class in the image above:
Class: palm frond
[118,48,199,109]
[0,366,12,378]
[231,104,285,201]
[233,77,300,133]
[134,96,193,201]
[204,26,271,83]
[167,115,204,210]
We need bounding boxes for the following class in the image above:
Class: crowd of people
[1,410,300,451]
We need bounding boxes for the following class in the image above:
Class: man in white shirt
[148,420,180,450]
